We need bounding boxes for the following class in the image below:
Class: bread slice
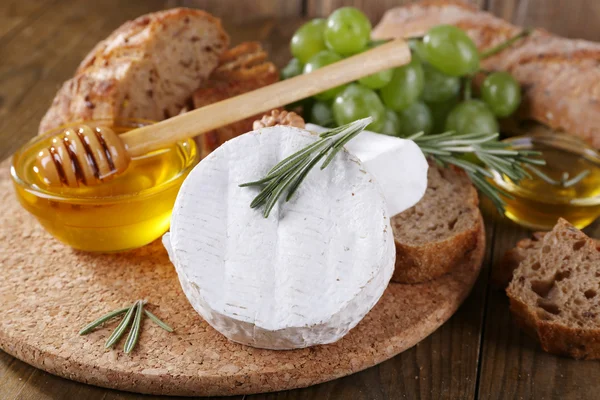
[507,219,600,359]
[39,8,229,134]
[391,162,483,283]
[193,42,279,157]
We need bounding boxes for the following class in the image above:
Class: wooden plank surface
[1,0,600,399]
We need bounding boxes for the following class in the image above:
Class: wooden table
[1,1,600,399]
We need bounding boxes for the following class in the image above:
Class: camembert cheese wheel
[164,126,412,349]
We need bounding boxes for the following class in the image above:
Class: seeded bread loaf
[507,219,600,359]
[39,8,229,134]
[391,162,483,283]
[192,42,279,157]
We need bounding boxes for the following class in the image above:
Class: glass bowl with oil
[489,132,600,230]
[11,119,199,252]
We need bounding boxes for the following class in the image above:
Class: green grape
[358,67,393,90]
[303,50,346,100]
[408,39,427,62]
[309,101,335,127]
[324,7,371,56]
[332,84,386,132]
[380,109,401,136]
[290,19,327,64]
[423,25,480,77]
[427,96,459,133]
[422,63,461,103]
[281,58,304,80]
[285,96,314,116]
[481,71,522,117]
[397,101,433,137]
[357,42,393,89]
[445,99,499,135]
[379,58,424,111]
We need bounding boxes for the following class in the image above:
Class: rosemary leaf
[105,303,137,348]
[78,307,129,335]
[144,309,174,332]
[412,130,545,213]
[563,170,590,188]
[124,300,144,354]
[286,150,330,202]
[240,118,372,217]
[263,157,314,217]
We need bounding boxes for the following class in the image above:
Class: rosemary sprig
[240,118,372,217]
[408,130,546,212]
[79,300,173,353]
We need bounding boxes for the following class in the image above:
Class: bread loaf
[372,0,600,149]
[391,162,483,283]
[507,219,600,359]
[39,8,229,134]
[192,42,279,157]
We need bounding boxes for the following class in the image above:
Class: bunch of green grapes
[282,7,523,138]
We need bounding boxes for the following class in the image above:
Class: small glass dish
[11,119,199,252]
[488,132,600,230]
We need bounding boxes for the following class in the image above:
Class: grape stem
[480,28,533,59]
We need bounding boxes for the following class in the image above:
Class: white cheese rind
[306,124,428,217]
[164,126,395,349]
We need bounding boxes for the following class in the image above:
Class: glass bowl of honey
[489,132,600,230]
[11,119,199,252]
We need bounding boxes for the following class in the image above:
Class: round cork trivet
[0,159,484,397]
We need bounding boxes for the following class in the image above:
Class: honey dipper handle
[121,39,411,157]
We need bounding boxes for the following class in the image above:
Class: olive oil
[12,122,199,252]
[490,133,600,230]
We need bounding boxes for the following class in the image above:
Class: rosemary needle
[105,303,138,348]
[78,307,129,335]
[124,300,144,354]
[144,309,174,332]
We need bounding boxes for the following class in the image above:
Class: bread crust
[372,0,600,149]
[192,42,279,157]
[391,164,483,283]
[39,8,229,134]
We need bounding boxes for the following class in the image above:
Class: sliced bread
[39,8,229,134]
[391,162,483,283]
[507,218,600,359]
[193,42,278,157]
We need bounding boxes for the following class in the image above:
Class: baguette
[372,0,600,149]
[506,219,600,359]
[39,8,229,134]
[391,162,483,283]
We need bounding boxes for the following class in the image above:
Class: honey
[11,120,199,252]
[489,132,600,230]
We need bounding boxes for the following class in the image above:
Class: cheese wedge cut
[307,124,428,216]
[164,126,404,349]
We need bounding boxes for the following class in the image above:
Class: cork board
[0,159,485,397]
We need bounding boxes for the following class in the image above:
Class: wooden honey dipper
[35,39,411,188]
